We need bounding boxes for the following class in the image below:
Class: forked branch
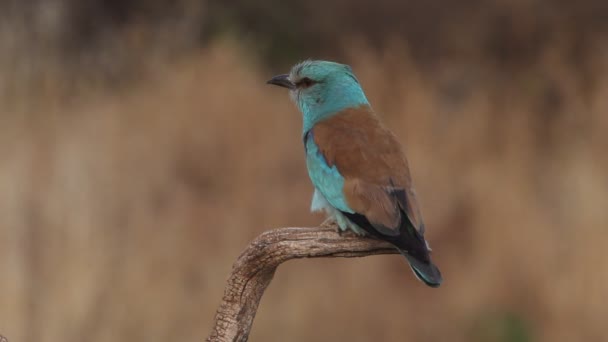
[206,225,398,342]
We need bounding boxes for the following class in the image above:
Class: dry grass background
[1,34,608,342]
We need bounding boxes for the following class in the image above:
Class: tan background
[1,1,607,341]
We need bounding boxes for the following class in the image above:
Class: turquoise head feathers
[267,60,370,132]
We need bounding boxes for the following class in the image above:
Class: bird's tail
[400,251,443,288]
[340,209,442,287]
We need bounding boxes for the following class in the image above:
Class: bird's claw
[320,217,337,228]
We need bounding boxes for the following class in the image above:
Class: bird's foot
[335,214,367,236]
[348,224,367,236]
[320,217,337,228]
[321,212,367,236]
[320,215,348,236]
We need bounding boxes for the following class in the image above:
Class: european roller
[267,60,442,288]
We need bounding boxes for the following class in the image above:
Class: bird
[267,60,442,288]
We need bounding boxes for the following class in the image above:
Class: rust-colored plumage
[311,105,424,235]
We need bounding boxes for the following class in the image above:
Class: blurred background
[1,1,607,341]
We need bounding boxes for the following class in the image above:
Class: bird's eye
[296,77,316,89]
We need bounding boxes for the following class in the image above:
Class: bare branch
[206,224,398,342]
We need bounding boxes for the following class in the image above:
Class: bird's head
[267,60,369,132]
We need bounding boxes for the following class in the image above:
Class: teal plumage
[286,61,369,133]
[305,134,352,214]
[268,60,442,287]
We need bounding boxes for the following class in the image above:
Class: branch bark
[206,224,399,342]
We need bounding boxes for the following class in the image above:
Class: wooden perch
[206,224,399,342]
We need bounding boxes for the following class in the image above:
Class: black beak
[267,74,295,90]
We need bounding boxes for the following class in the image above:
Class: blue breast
[304,132,354,213]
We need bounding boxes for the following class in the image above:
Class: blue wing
[305,136,354,214]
